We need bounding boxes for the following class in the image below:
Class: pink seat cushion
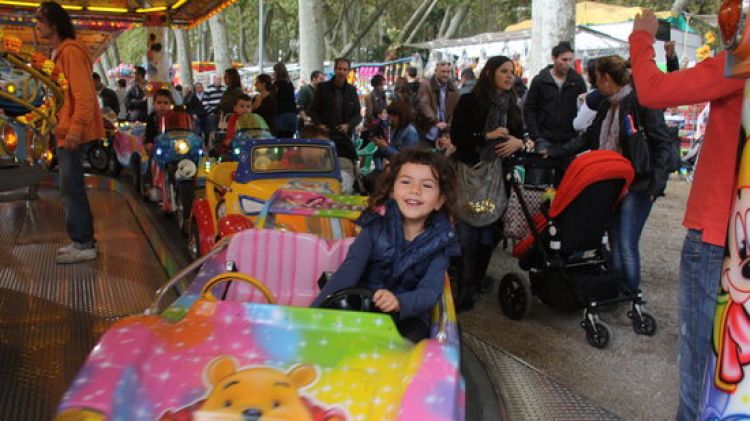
[223,229,354,306]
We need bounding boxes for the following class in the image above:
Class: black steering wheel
[318,287,379,312]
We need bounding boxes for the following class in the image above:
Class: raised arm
[629,30,744,109]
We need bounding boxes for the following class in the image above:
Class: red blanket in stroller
[512,150,635,258]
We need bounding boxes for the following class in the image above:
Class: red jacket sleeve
[629,30,745,109]
[222,114,239,147]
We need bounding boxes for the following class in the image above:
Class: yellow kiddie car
[188,138,360,259]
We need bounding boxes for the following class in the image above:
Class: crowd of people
[36,0,743,417]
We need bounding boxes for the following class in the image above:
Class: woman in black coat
[541,55,671,294]
[273,62,297,138]
[450,55,526,310]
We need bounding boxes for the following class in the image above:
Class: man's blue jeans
[676,229,723,420]
[57,145,94,248]
[608,190,654,292]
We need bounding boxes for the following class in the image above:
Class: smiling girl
[312,149,461,342]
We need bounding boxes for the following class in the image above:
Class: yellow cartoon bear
[184,356,346,421]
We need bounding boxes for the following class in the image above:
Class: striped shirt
[203,84,226,114]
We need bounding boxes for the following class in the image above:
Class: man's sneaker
[55,247,97,264]
[56,242,77,256]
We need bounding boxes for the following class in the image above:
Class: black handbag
[622,96,652,176]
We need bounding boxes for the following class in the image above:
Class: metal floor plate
[463,332,621,420]
[0,187,167,421]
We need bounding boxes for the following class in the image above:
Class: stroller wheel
[632,310,658,336]
[585,320,612,349]
[497,273,532,320]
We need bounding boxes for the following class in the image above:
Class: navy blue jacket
[312,200,460,323]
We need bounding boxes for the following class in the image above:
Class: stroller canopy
[549,150,634,218]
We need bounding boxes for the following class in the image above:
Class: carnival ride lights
[0,31,66,164]
[0,0,188,12]
[2,124,18,154]
[174,138,190,155]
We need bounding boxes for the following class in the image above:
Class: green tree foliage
[112,0,724,66]
[116,27,147,66]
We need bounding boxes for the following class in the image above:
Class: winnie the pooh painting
[160,356,346,421]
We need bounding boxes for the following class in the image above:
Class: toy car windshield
[236,113,272,137]
[161,110,193,133]
[251,144,335,173]
[254,189,366,229]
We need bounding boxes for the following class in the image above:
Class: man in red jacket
[36,2,105,264]
[630,10,744,419]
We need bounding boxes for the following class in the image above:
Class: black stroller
[498,150,657,348]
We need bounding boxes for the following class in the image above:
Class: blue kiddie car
[148,109,206,233]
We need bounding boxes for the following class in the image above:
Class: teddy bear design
[160,356,346,421]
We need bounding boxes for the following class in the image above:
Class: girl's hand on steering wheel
[373,289,400,313]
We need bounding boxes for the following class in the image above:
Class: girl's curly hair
[367,148,458,221]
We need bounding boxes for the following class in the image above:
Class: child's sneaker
[56,247,97,264]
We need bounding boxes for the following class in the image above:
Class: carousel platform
[0,180,171,420]
[0,175,618,420]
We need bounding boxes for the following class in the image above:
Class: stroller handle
[506,152,567,169]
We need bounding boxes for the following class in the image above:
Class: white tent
[409,26,630,78]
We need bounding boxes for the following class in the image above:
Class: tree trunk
[437,5,452,39]
[175,28,194,87]
[99,50,112,86]
[529,0,575,77]
[299,0,326,82]
[671,0,690,14]
[239,25,249,63]
[95,60,108,87]
[399,0,431,43]
[443,3,470,39]
[255,4,274,66]
[404,0,438,45]
[199,23,208,63]
[335,2,394,58]
[169,28,177,65]
[109,43,120,66]
[209,14,231,78]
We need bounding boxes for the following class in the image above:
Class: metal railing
[145,236,231,315]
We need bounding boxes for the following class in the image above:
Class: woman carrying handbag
[451,56,527,310]
[541,55,672,296]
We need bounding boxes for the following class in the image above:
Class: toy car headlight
[5,83,16,95]
[719,0,748,50]
[177,159,197,179]
[2,125,18,154]
[174,139,190,155]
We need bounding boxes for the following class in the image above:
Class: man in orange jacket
[630,10,744,419]
[36,2,105,264]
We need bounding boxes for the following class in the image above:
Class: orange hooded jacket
[53,38,105,147]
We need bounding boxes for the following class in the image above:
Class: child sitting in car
[312,149,461,342]
[220,94,253,151]
[144,89,174,155]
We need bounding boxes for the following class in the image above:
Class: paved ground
[460,176,690,421]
